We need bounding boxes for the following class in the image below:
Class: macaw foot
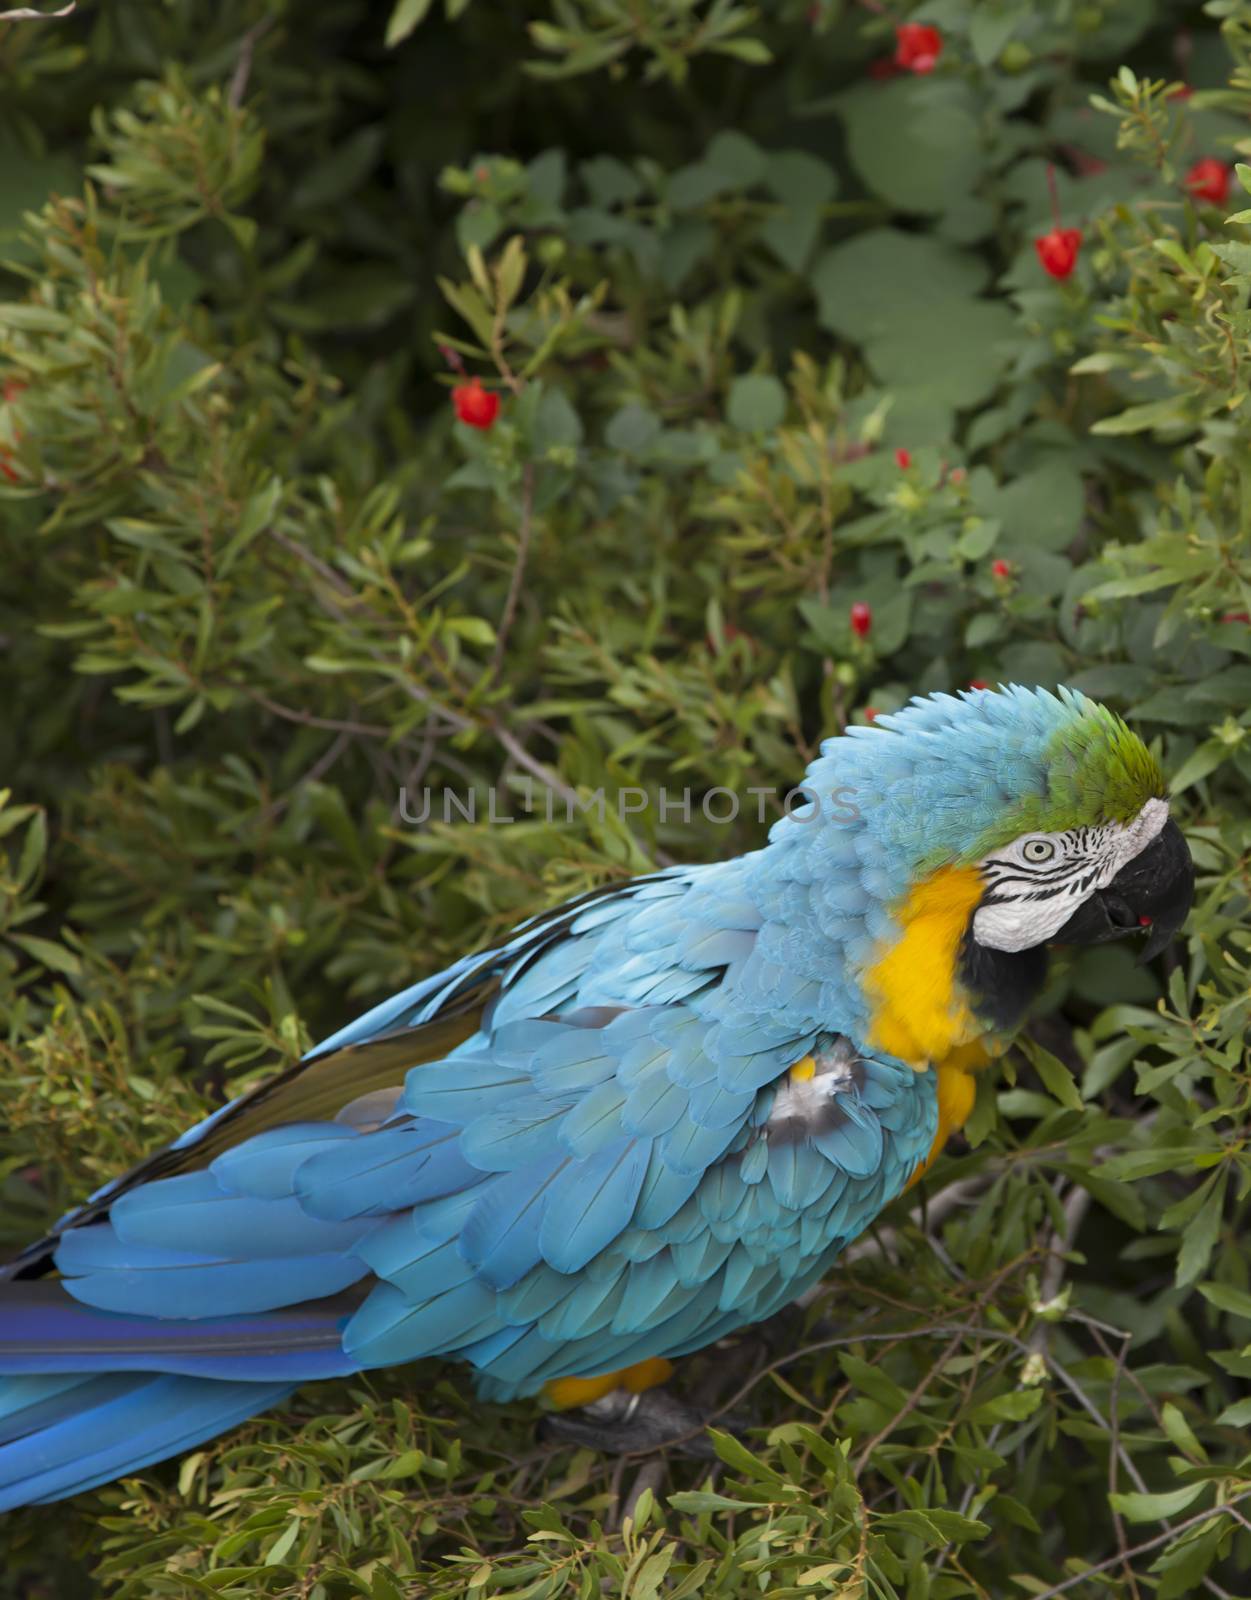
[540,1383,721,1458]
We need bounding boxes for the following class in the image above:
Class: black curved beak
[1052,817,1194,964]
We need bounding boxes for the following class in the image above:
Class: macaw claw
[539,1385,734,1458]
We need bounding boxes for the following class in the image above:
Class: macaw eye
[1022,838,1055,863]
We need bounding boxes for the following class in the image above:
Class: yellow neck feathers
[863,865,988,1068]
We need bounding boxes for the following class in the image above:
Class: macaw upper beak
[1051,817,1194,964]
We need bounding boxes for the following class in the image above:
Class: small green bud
[999,41,1032,73]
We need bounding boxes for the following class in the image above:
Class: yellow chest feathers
[863,865,988,1068]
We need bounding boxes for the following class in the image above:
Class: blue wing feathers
[459,1155,568,1289]
[210,1123,357,1198]
[621,1072,687,1137]
[0,837,947,1504]
[459,1095,575,1172]
[109,1179,369,1258]
[295,1122,480,1218]
[65,1252,372,1319]
[559,1080,630,1157]
[539,1137,649,1273]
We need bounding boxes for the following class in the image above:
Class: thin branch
[1027,1495,1251,1600]
[256,727,353,826]
[616,1459,665,1533]
[242,688,396,739]
[0,3,74,17]
[1107,1327,1143,1600]
[228,14,276,111]
[489,462,536,678]
[490,719,579,811]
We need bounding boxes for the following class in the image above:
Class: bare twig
[242,688,395,739]
[618,1459,664,1531]
[0,3,74,17]
[1107,1329,1143,1600]
[1025,1178,1092,1367]
[257,727,353,825]
[489,463,536,678]
[228,14,276,110]
[1027,1495,1251,1600]
[490,719,579,812]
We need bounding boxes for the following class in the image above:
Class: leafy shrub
[3,0,1251,1595]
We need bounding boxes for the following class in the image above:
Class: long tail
[0,1282,359,1511]
[0,1372,295,1510]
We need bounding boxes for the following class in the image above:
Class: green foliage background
[3,0,1251,1594]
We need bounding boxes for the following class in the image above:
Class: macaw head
[773,686,1193,1031]
[864,684,1192,959]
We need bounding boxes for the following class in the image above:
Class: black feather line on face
[981,856,1097,888]
[958,933,1049,1034]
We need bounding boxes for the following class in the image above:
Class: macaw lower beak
[1052,817,1194,963]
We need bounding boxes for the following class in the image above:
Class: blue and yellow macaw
[0,686,1193,1508]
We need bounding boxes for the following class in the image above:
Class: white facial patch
[971,797,1169,954]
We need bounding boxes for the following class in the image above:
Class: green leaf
[1176,1172,1227,1288]
[966,1388,1044,1424]
[708,1429,786,1483]
[288,125,386,212]
[812,228,1011,433]
[385,0,435,46]
[1091,398,1194,436]
[836,81,986,217]
[1108,1482,1207,1522]
[1198,1281,1251,1320]
[1169,740,1228,795]
[969,4,1024,65]
[705,130,766,188]
[726,373,786,433]
[9,933,81,975]
[532,384,583,452]
[711,37,772,64]
[1021,1039,1085,1111]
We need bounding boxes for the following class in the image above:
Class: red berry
[850,601,872,638]
[1034,226,1082,279]
[894,447,912,469]
[1185,158,1230,206]
[1167,83,1193,101]
[1221,611,1251,623]
[949,466,966,484]
[991,558,1012,579]
[452,378,501,430]
[968,679,990,691]
[865,706,880,722]
[894,21,942,73]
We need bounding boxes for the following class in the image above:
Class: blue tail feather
[0,1372,295,1510]
[0,1282,357,1382]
